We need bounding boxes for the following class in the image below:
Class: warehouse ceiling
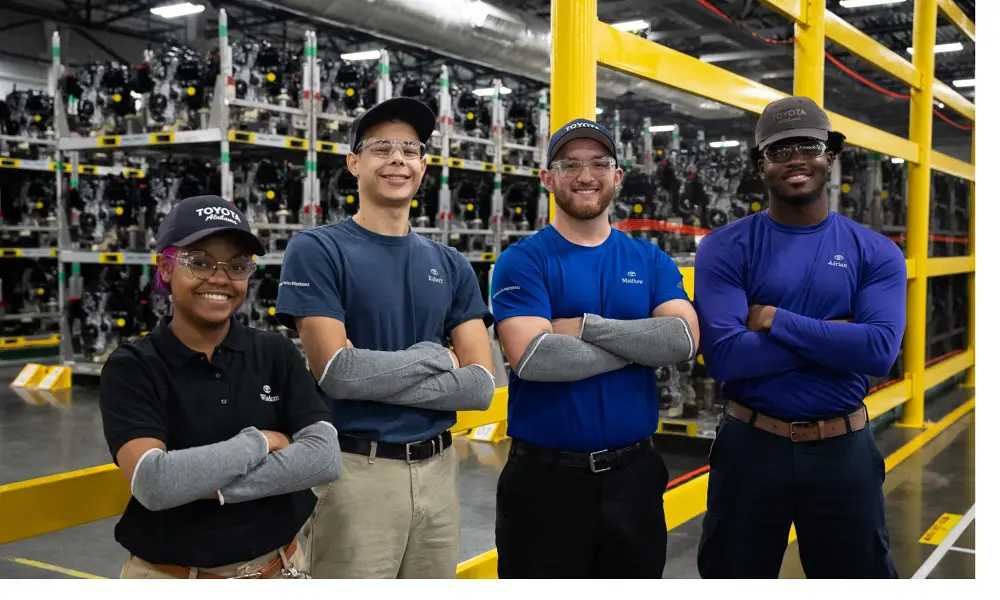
[0,0,975,150]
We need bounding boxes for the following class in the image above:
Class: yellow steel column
[901,0,937,427]
[965,127,975,387]
[549,0,597,221]
[793,0,826,103]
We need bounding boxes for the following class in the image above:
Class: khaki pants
[120,543,306,579]
[306,444,460,578]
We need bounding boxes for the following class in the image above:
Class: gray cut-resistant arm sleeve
[515,332,632,382]
[580,314,696,367]
[318,341,456,401]
[378,364,496,411]
[218,421,342,505]
[130,427,269,512]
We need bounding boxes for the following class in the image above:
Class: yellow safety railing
[0,0,975,580]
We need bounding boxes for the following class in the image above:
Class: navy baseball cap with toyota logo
[155,195,267,256]
[547,118,617,167]
[755,96,834,150]
[349,97,437,154]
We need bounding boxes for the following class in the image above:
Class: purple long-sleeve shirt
[693,210,907,421]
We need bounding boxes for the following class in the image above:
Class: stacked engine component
[133,42,219,132]
[61,59,143,136]
[0,169,58,247]
[0,260,59,338]
[232,158,304,250]
[0,88,56,152]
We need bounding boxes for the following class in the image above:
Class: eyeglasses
[168,252,256,281]
[763,141,827,163]
[549,156,617,178]
[357,139,426,160]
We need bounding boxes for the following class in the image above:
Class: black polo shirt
[99,316,331,568]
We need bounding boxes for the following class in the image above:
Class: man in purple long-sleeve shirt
[694,96,905,579]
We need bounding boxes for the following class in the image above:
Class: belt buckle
[589,449,611,473]
[405,437,436,464]
[788,421,812,442]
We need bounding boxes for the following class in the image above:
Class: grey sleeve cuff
[131,427,269,512]
[318,341,456,400]
[217,421,342,504]
[580,314,695,367]
[515,331,631,382]
[378,364,496,411]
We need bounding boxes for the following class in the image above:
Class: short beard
[554,185,616,220]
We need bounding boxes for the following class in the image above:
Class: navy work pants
[697,410,899,579]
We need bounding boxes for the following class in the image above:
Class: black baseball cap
[547,118,617,167]
[155,195,266,256]
[755,96,833,150]
[349,97,437,153]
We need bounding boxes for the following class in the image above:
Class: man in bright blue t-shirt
[694,96,905,579]
[491,118,700,578]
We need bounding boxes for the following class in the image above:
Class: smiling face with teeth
[158,232,252,330]
[347,120,427,210]
[541,138,623,221]
[758,136,834,207]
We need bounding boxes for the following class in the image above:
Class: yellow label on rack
[0,248,24,258]
[317,142,337,154]
[481,252,497,262]
[78,165,98,175]
[501,165,515,174]
[285,137,308,150]
[229,130,255,144]
[529,168,540,177]
[123,168,145,178]
[99,252,123,264]
[151,133,175,145]
[151,253,159,264]
[448,158,465,168]
[0,158,19,168]
[483,163,497,172]
[427,155,444,166]
[98,135,121,148]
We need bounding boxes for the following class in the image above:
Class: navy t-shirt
[491,225,690,453]
[274,217,494,443]
[693,210,907,421]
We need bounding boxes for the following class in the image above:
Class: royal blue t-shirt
[491,225,690,453]
[693,210,907,421]
[274,217,494,443]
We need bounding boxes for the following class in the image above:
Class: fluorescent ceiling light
[596,107,604,115]
[611,20,650,32]
[150,2,205,19]
[341,50,382,61]
[709,140,740,148]
[839,0,905,8]
[952,78,974,88]
[472,87,512,96]
[891,158,905,164]
[906,42,963,54]
[648,125,676,133]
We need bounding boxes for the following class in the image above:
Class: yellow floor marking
[787,398,974,546]
[3,556,106,579]
[919,513,964,545]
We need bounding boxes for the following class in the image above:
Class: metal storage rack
[20,8,548,376]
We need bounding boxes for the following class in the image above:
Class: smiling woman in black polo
[99,195,341,579]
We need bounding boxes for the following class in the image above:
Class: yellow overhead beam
[930,150,975,182]
[827,112,920,164]
[824,12,920,90]
[932,80,975,122]
[937,0,975,42]
[759,0,803,24]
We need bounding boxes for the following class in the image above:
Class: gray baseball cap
[754,96,833,150]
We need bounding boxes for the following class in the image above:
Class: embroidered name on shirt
[622,270,644,285]
[260,384,280,403]
[428,268,444,284]
[828,254,848,268]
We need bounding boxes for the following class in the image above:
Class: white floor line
[949,546,975,555]
[912,504,976,579]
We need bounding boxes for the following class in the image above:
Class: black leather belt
[339,431,452,463]
[511,436,653,473]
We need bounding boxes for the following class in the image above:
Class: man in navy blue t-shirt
[274,97,496,579]
[491,118,700,578]
[694,96,905,578]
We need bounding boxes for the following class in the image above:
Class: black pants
[697,413,898,579]
[495,440,669,578]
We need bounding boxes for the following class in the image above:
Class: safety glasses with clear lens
[763,141,827,163]
[358,139,426,160]
[170,252,256,281]
[550,156,617,178]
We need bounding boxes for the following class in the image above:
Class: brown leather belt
[725,401,868,442]
[148,538,297,579]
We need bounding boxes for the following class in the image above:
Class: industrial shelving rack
[2,8,548,376]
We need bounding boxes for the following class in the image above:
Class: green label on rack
[440,175,448,185]
[306,160,317,172]
[70,177,78,189]
[221,151,230,164]
[53,46,61,58]
[219,25,228,37]
[306,46,316,57]
[379,63,389,74]
[440,78,449,87]
[71,264,81,275]
[494,180,501,190]
[58,271,65,283]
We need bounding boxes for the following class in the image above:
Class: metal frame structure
[551,0,975,429]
